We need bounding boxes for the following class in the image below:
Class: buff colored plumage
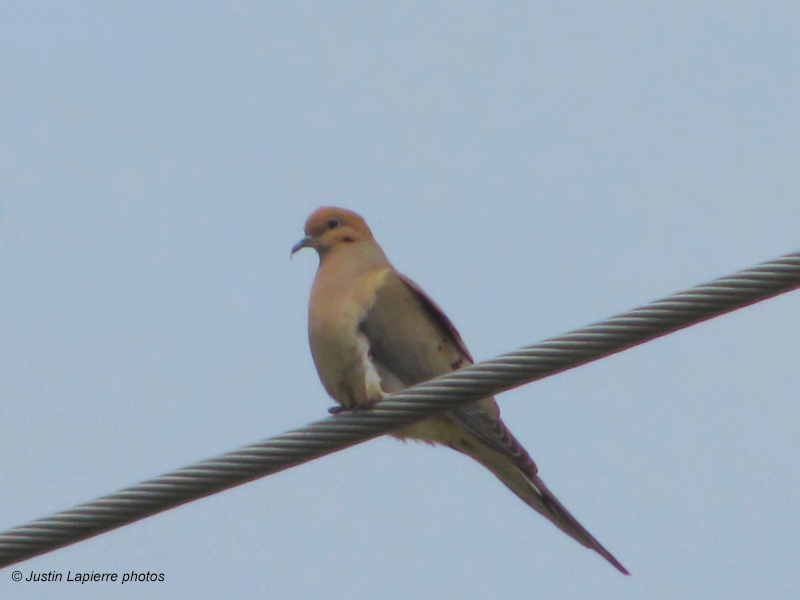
[292,207,628,574]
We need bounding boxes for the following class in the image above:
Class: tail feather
[486,456,629,575]
[517,470,628,574]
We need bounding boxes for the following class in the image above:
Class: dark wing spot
[450,357,464,370]
[458,438,474,451]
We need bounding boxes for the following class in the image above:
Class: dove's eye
[327,218,341,229]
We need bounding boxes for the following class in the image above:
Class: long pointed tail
[465,445,629,574]
[508,467,629,574]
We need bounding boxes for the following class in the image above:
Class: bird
[292,206,628,574]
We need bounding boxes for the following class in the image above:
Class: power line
[1,251,798,568]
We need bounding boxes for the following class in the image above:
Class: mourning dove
[292,207,628,574]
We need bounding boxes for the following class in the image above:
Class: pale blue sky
[2,2,799,599]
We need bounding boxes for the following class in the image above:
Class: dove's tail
[461,442,630,575]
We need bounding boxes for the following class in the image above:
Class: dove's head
[291,207,376,258]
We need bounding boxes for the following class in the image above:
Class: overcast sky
[2,2,799,599]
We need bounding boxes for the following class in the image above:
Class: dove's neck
[318,240,391,280]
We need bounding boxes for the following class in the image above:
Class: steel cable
[1,251,798,567]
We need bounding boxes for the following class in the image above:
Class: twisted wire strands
[1,251,799,568]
